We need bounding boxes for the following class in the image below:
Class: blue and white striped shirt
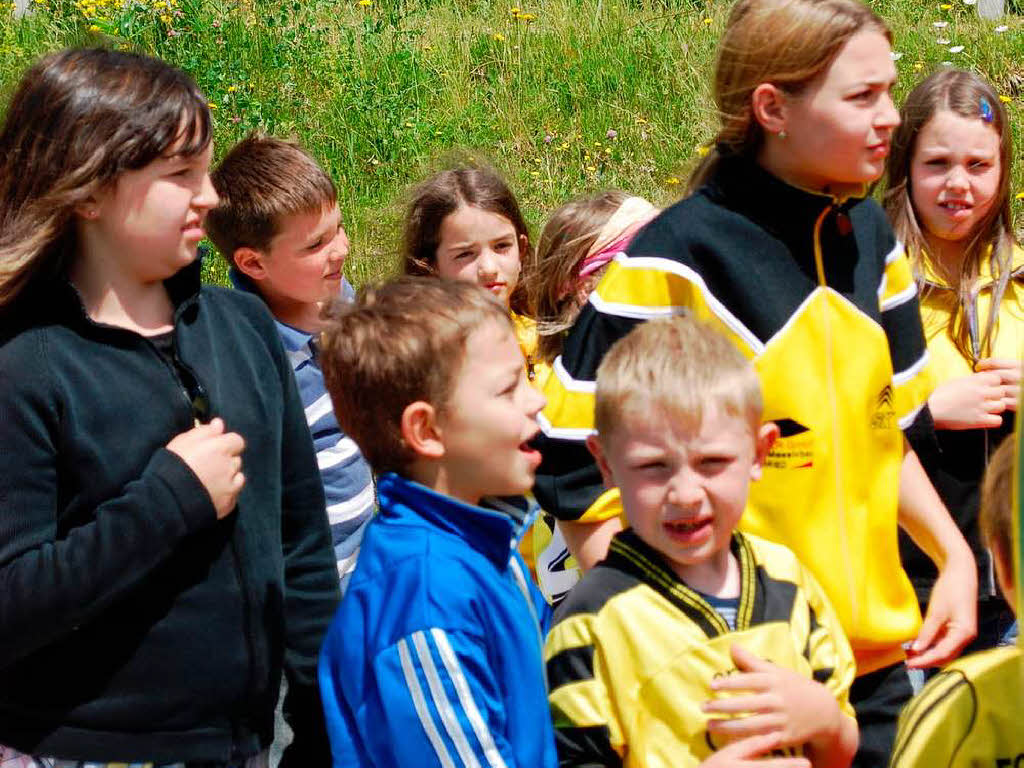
[229,268,376,590]
[274,302,375,589]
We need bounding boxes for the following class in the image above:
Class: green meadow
[2,0,1022,286]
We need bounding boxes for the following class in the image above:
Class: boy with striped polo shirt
[206,135,375,589]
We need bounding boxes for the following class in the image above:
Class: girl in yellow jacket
[885,68,1022,662]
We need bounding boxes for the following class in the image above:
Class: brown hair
[320,277,512,474]
[980,433,1017,581]
[0,48,211,308]
[883,69,1016,363]
[402,167,532,315]
[594,316,763,444]
[206,134,337,260]
[528,190,631,363]
[689,0,891,192]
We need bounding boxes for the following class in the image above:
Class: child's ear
[751,83,789,136]
[233,247,268,281]
[750,421,779,481]
[586,434,616,490]
[400,401,445,460]
[518,233,529,256]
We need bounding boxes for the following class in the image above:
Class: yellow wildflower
[159,14,171,24]
[405,121,414,128]
[1016,192,1024,201]
[999,95,1012,103]
[695,145,710,157]
[634,117,648,125]
[518,12,535,21]
[586,165,597,172]
[703,17,713,24]
[939,3,952,8]
[228,86,237,93]
[666,176,681,185]
[207,102,218,110]
[604,147,612,155]
[530,171,540,177]
[358,0,372,6]
[492,33,505,41]
[509,6,520,13]
[88,24,101,31]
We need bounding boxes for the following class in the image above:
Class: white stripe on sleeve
[327,484,377,525]
[304,392,334,426]
[880,282,917,312]
[431,629,511,768]
[397,637,456,768]
[317,436,361,470]
[412,631,484,768]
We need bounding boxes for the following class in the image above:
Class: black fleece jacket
[0,259,339,765]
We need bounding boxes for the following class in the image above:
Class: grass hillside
[3,0,1022,286]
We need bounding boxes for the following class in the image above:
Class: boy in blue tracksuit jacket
[316,277,557,768]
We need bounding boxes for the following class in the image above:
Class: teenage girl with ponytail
[534,2,977,765]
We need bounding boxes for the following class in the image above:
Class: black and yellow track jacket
[889,645,1024,768]
[545,530,855,768]
[534,154,934,674]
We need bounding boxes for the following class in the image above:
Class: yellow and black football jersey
[534,154,934,673]
[545,529,855,768]
[890,646,1024,768]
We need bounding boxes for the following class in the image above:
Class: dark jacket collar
[705,152,867,223]
[377,473,526,569]
[41,256,205,330]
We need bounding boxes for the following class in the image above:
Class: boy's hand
[929,359,1019,430]
[167,418,246,519]
[906,548,977,669]
[699,733,810,768]
[703,646,842,754]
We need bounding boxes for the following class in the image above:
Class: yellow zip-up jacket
[890,645,1024,767]
[902,245,1023,601]
[546,530,855,767]
[533,155,935,674]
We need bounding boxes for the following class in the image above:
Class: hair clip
[980,98,994,124]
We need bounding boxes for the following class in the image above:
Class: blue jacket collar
[377,473,536,568]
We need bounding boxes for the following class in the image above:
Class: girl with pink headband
[528,191,659,369]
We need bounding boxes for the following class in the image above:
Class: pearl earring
[778,129,788,140]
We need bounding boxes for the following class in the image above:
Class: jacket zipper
[811,202,858,633]
[509,557,547,692]
[144,315,256,756]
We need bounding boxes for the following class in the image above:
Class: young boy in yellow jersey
[545,317,858,768]
[890,431,1023,768]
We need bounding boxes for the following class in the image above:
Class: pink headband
[576,196,659,279]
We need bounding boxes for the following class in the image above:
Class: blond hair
[594,316,763,442]
[689,0,890,192]
[884,69,1017,364]
[528,190,656,363]
[980,433,1018,579]
[319,277,511,474]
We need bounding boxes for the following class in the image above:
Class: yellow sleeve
[889,670,975,768]
[545,614,627,766]
[800,562,857,718]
